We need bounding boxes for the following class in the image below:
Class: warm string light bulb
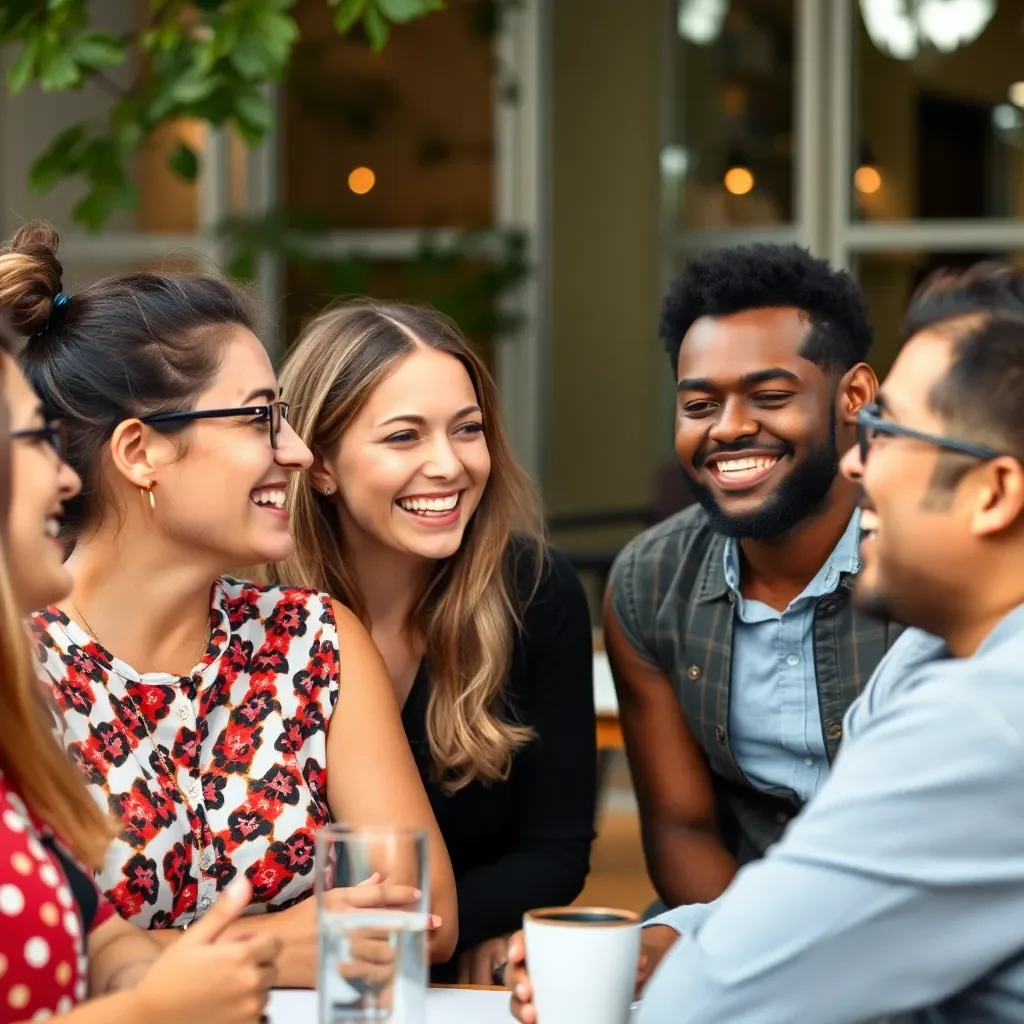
[348,167,376,195]
[723,166,754,195]
[854,165,882,194]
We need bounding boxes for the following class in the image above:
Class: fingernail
[428,914,442,928]
[516,984,528,1000]
[411,888,422,899]
[226,876,248,899]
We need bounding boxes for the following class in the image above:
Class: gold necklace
[71,602,212,671]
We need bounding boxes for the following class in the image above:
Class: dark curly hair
[660,243,873,376]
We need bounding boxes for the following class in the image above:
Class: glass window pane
[284,0,495,230]
[856,250,1024,376]
[854,2,1024,222]
[283,259,497,370]
[667,0,795,229]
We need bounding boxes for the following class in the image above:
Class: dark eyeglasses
[141,401,290,449]
[11,420,68,459]
[857,402,1003,465]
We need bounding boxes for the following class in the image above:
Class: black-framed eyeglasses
[857,402,1003,465]
[11,419,68,460]
[141,401,290,449]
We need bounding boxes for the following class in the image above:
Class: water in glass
[316,826,428,1024]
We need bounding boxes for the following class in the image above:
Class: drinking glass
[316,825,429,1024]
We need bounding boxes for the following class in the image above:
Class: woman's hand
[505,924,679,1023]
[130,878,279,1024]
[325,602,459,962]
[456,934,512,986]
[237,873,440,988]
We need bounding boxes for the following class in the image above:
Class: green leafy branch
[217,210,530,341]
[0,0,443,231]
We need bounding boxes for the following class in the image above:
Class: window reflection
[855,2,1024,221]
[285,0,495,230]
[667,0,795,229]
[857,251,1024,377]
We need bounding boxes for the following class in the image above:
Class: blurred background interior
[3,0,1023,911]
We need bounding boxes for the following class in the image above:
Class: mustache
[693,439,792,471]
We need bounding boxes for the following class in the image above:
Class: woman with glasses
[0,223,456,987]
[0,314,280,1022]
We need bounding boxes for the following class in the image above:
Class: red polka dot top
[0,768,115,1021]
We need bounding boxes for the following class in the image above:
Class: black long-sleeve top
[401,545,597,973]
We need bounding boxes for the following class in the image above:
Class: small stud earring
[323,485,333,496]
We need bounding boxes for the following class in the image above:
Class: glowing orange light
[854,165,882,194]
[348,167,376,195]
[724,166,754,195]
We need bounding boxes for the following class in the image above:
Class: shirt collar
[718,509,863,603]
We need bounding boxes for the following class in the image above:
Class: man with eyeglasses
[509,262,1024,1021]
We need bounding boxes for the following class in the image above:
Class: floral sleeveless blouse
[30,577,339,929]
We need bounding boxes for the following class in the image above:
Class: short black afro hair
[660,243,873,376]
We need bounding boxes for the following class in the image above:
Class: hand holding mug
[508,919,679,1023]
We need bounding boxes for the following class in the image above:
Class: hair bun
[0,221,65,337]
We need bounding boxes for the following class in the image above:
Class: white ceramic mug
[523,907,640,1024]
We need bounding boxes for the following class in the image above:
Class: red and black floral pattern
[31,577,340,928]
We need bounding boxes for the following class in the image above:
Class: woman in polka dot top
[0,316,279,1021]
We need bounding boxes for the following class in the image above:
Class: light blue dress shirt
[641,611,1024,1023]
[724,509,862,801]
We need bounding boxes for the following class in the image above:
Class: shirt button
[826,722,843,742]
[686,665,702,680]
[804,757,814,767]
[176,704,190,721]
[198,894,212,911]
[775,811,790,825]
[786,654,800,666]
[714,725,726,744]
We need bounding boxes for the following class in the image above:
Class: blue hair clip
[53,292,69,308]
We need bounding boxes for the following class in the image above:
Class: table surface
[267,987,512,1023]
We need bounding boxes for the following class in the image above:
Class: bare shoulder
[329,600,380,658]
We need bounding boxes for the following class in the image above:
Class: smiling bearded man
[604,244,904,932]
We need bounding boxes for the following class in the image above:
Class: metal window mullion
[796,0,827,256]
[248,84,282,357]
[671,226,799,251]
[656,0,682,459]
[845,220,1024,253]
[299,229,458,259]
[59,233,211,262]
[494,0,547,483]
[199,126,230,269]
[827,0,854,270]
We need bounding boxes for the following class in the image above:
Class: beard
[689,416,840,541]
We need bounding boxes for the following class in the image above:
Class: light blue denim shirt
[724,509,862,801]
[642,612,1024,1023]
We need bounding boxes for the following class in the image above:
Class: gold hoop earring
[141,483,155,511]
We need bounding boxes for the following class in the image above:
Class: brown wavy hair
[270,301,544,791]
[0,316,112,868]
